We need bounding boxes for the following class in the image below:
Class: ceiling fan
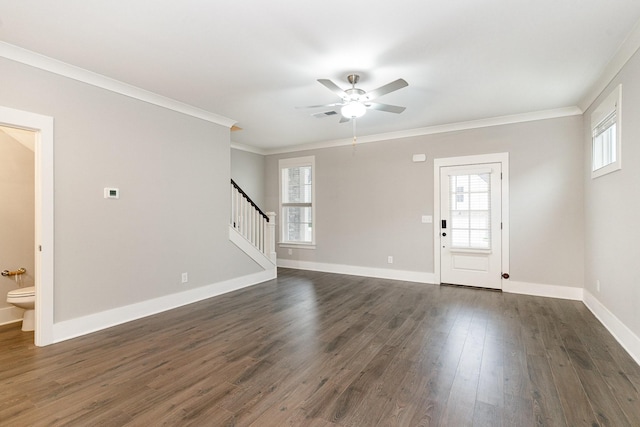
[301,74,408,122]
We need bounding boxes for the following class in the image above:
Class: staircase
[229,180,276,271]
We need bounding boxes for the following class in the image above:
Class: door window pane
[452,229,470,247]
[449,172,491,250]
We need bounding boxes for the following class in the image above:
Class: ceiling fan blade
[365,79,408,100]
[366,102,406,114]
[297,102,344,109]
[318,79,349,99]
[339,116,351,123]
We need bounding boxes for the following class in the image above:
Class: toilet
[7,286,35,331]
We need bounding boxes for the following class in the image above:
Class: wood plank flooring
[1,268,639,426]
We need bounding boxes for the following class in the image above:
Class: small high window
[591,85,622,178]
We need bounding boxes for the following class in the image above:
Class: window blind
[449,172,491,250]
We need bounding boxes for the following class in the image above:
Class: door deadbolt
[442,232,446,237]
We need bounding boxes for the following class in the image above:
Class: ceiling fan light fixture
[341,101,366,119]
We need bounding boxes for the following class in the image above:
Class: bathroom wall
[0,128,35,323]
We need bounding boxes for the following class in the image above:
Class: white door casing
[434,153,509,290]
[0,106,54,346]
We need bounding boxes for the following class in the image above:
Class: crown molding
[0,42,237,128]
[579,18,640,112]
[230,142,267,155]
[263,106,583,155]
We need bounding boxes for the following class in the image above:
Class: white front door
[439,163,502,289]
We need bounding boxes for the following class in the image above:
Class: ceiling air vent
[312,111,338,119]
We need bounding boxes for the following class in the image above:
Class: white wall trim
[230,142,267,155]
[0,306,24,326]
[276,261,586,304]
[579,18,640,112]
[51,269,275,344]
[583,290,640,367]
[503,280,584,300]
[277,259,436,284]
[0,105,54,347]
[228,226,277,271]
[0,42,236,129]
[264,107,582,155]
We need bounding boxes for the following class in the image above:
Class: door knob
[442,232,446,237]
[502,273,510,279]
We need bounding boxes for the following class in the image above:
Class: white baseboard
[0,305,24,326]
[503,280,584,300]
[583,290,640,367]
[51,269,276,344]
[278,260,586,302]
[277,259,436,284]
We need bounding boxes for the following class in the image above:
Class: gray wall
[266,115,585,288]
[583,48,640,340]
[0,130,35,308]
[0,58,261,322]
[231,148,265,208]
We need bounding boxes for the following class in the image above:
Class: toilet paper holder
[1,268,26,277]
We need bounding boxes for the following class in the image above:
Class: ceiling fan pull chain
[352,118,357,146]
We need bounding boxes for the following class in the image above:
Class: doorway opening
[0,106,54,346]
[434,153,509,290]
[0,125,35,330]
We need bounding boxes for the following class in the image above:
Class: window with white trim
[279,156,315,246]
[591,85,622,178]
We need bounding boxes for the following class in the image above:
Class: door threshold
[440,283,502,292]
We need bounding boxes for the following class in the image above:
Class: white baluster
[235,190,241,231]
[243,197,248,238]
[253,209,257,247]
[259,217,264,253]
[250,206,254,246]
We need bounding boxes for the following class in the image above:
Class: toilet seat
[7,286,35,298]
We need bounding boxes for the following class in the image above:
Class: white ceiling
[1,1,640,151]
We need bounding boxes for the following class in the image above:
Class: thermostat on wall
[104,188,120,199]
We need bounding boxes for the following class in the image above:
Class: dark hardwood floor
[1,268,639,426]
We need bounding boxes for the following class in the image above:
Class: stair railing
[230,179,276,262]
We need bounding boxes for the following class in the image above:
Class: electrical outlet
[596,279,600,292]
[387,256,393,264]
[181,272,188,284]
